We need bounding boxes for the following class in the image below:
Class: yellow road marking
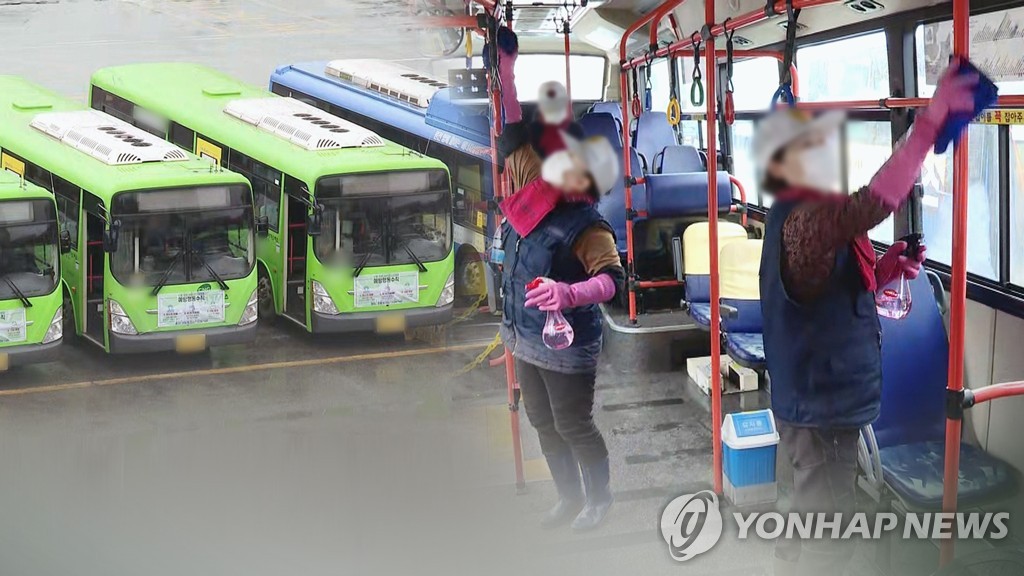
[0,342,488,398]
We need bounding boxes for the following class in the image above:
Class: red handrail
[703,0,723,496]
[649,0,687,47]
[619,0,689,324]
[940,0,971,567]
[728,175,748,227]
[970,381,1024,406]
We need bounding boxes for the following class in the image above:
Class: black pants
[774,423,859,576]
[516,359,608,466]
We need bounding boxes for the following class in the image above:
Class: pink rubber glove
[868,60,979,210]
[497,32,521,124]
[875,240,927,288]
[524,274,617,312]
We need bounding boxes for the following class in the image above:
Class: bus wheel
[258,269,276,324]
[456,251,486,298]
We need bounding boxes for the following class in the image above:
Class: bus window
[513,54,606,101]
[920,126,1000,279]
[52,175,80,250]
[170,122,195,151]
[845,121,894,243]
[228,150,281,233]
[798,32,889,103]
[730,120,758,204]
[1011,126,1024,287]
[730,58,779,111]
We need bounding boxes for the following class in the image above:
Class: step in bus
[90,63,456,334]
[0,170,64,369]
[0,76,259,354]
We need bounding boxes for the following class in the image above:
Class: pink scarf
[500,179,594,237]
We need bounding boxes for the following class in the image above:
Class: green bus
[0,76,259,355]
[90,63,456,334]
[0,170,64,369]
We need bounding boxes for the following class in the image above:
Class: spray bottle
[526,277,574,350]
[875,233,923,320]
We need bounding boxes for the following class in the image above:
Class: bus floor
[0,314,965,575]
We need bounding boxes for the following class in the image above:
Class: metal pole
[940,0,970,566]
[703,0,723,496]
[564,22,573,105]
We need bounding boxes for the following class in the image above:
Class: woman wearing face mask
[755,60,979,576]
[499,132,624,532]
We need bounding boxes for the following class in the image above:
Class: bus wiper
[393,236,428,273]
[151,250,185,296]
[353,232,384,278]
[0,274,32,308]
[191,249,230,291]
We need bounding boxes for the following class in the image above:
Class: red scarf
[777,187,878,291]
[535,122,571,158]
[500,178,594,237]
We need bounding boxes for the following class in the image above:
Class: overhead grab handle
[667,54,682,126]
[724,20,736,125]
[689,31,705,107]
[771,0,800,109]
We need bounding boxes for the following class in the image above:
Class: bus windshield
[110,185,255,288]
[314,170,452,269]
[0,199,59,301]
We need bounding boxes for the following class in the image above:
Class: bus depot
[1,0,1024,574]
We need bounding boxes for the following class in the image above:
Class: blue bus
[270,59,495,300]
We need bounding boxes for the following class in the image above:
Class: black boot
[572,458,613,532]
[541,451,583,528]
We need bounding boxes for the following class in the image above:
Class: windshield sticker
[354,272,419,308]
[157,290,225,328]
[0,308,27,344]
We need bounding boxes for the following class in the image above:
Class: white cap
[537,81,570,125]
[753,109,845,168]
[563,133,620,196]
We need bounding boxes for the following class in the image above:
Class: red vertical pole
[703,3,723,495]
[940,0,970,566]
[564,26,573,105]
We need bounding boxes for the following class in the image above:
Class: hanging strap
[630,66,643,118]
[667,55,682,126]
[723,20,736,125]
[771,0,800,108]
[643,59,654,111]
[690,32,705,107]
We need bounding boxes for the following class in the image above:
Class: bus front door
[284,194,308,324]
[84,211,106,345]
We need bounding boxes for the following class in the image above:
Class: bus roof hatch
[30,110,190,166]
[325,59,448,109]
[223,97,385,151]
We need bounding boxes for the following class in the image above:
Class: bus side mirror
[306,206,323,237]
[256,215,270,237]
[59,230,72,254]
[103,220,121,253]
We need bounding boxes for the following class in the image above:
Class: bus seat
[719,239,764,368]
[597,147,646,255]
[579,113,622,148]
[681,221,748,328]
[645,171,732,218]
[634,112,677,173]
[655,145,705,173]
[866,272,1015,509]
[588,102,622,126]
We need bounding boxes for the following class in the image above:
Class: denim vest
[760,200,883,428]
[500,204,608,374]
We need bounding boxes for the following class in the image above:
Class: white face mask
[795,140,841,193]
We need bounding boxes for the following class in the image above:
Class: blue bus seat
[655,145,705,173]
[634,112,677,173]
[589,101,623,126]
[869,273,1015,509]
[597,147,646,255]
[719,240,764,368]
[579,113,622,148]
[681,222,748,328]
[645,171,732,218]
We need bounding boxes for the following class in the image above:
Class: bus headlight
[238,289,259,326]
[436,273,455,307]
[42,307,63,344]
[108,299,138,335]
[312,281,339,315]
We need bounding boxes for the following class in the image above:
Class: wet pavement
[0,2,992,574]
